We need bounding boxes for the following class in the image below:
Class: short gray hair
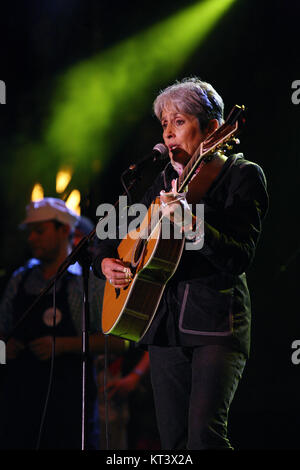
[153,77,224,129]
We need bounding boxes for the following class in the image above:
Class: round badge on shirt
[43,307,62,327]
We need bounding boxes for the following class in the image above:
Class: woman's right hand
[101,258,132,288]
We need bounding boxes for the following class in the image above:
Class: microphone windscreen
[153,143,168,158]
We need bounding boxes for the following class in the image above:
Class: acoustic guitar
[101,105,245,341]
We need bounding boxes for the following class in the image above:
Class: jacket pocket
[178,282,233,336]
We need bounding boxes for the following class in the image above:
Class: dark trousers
[148,344,246,450]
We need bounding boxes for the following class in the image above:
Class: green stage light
[43,0,236,186]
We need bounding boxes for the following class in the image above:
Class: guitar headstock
[225,104,246,126]
[201,104,246,156]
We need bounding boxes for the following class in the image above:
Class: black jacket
[93,153,268,356]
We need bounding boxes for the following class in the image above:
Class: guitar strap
[185,152,227,205]
[161,153,243,205]
[205,153,244,198]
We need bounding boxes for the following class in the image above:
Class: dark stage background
[0,0,299,450]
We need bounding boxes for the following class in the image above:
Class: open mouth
[169,145,181,153]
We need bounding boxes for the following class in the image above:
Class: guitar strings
[143,196,186,244]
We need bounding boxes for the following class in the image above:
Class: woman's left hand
[160,179,195,231]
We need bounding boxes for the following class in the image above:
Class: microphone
[129,143,168,171]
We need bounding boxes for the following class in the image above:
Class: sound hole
[131,237,146,268]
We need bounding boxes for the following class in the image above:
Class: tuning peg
[224,143,233,150]
[224,138,240,150]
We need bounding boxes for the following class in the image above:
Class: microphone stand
[5,174,141,450]
[4,149,162,448]
[6,227,97,450]
[79,247,91,451]
[6,147,165,344]
[55,230,96,451]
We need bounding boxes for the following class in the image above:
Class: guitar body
[102,197,185,341]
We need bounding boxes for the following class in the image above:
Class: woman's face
[160,104,205,175]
